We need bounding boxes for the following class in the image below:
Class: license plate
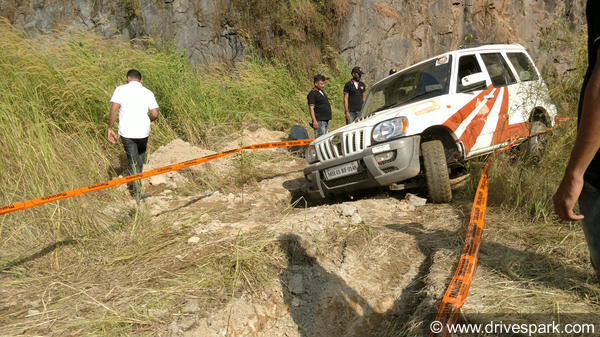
[324,161,359,180]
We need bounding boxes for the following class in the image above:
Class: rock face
[340,0,585,81]
[0,0,585,77]
[0,0,245,65]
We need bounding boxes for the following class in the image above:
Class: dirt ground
[2,129,599,337]
[133,132,600,337]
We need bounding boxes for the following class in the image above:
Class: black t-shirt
[580,0,600,188]
[307,88,332,121]
[343,80,367,112]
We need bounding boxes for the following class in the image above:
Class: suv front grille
[317,128,371,162]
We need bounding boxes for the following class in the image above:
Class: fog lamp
[375,151,394,164]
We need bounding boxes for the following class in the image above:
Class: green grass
[0,17,348,244]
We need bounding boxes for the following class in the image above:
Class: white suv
[303,44,557,203]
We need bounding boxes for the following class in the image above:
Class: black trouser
[121,136,148,196]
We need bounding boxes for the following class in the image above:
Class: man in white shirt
[107,69,159,200]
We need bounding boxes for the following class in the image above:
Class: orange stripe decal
[457,88,499,154]
[492,87,528,144]
[442,85,494,132]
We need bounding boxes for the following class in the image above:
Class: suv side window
[481,53,517,87]
[507,52,539,82]
[457,54,483,93]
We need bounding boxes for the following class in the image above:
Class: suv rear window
[507,52,539,82]
[481,53,517,87]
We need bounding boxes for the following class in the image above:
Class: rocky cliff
[0,0,245,65]
[341,0,585,80]
[0,0,585,80]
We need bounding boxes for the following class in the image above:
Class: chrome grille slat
[318,143,328,161]
[332,139,340,157]
[324,141,334,159]
[316,128,371,163]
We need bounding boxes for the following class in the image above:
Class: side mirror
[461,72,487,89]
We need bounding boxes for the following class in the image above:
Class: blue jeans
[580,181,600,283]
[121,136,148,197]
[347,111,360,124]
[315,120,329,138]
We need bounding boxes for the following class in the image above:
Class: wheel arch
[419,125,461,163]
[530,107,551,127]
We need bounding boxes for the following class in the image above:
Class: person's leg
[132,137,148,197]
[132,137,148,174]
[347,111,360,124]
[579,181,600,283]
[121,136,141,197]
[315,121,324,138]
[315,120,329,138]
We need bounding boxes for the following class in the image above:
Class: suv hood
[313,98,443,143]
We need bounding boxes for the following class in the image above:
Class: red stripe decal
[443,85,494,132]
[458,88,499,154]
[492,87,528,144]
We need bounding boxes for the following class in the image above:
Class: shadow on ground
[277,219,598,337]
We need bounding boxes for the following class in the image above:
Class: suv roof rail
[458,42,508,49]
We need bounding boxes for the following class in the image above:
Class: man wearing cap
[307,74,332,138]
[343,66,367,124]
[107,69,159,200]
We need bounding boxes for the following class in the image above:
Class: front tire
[421,140,452,203]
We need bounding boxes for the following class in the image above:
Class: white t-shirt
[110,81,159,139]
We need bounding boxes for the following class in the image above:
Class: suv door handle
[484,94,495,100]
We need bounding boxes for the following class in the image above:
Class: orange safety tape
[431,160,489,337]
[430,123,562,337]
[0,139,314,216]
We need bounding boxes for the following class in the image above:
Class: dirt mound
[144,128,288,189]
[218,127,287,151]
[143,139,228,188]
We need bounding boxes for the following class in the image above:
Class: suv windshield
[362,55,452,117]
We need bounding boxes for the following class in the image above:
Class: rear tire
[518,120,547,163]
[421,140,452,203]
[525,120,547,159]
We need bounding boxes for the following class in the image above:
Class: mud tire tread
[422,140,452,203]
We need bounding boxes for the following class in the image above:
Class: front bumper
[303,135,421,199]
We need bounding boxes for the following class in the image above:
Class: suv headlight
[372,117,408,143]
[305,144,318,163]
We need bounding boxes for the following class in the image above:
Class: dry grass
[0,208,287,335]
[331,0,352,22]
[460,206,600,325]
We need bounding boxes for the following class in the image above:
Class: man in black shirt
[554,0,600,283]
[308,74,332,138]
[343,66,367,124]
